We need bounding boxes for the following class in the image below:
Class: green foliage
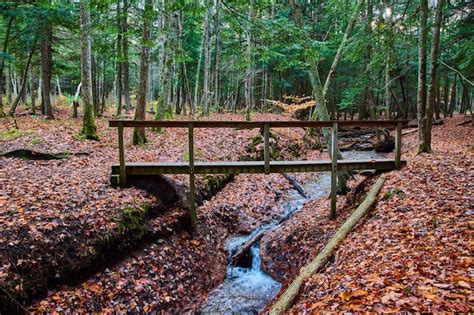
[0,128,33,140]
[383,188,404,201]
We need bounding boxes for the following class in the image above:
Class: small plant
[383,188,404,201]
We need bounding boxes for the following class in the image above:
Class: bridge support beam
[118,122,127,187]
[188,123,197,229]
[330,122,338,219]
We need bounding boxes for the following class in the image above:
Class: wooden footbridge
[109,120,407,228]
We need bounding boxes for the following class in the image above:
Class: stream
[201,151,383,314]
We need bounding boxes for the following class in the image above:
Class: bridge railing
[109,119,408,227]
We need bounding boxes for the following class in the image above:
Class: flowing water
[201,151,382,314]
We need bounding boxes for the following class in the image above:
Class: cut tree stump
[269,174,386,314]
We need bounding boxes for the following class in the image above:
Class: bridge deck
[111,159,406,178]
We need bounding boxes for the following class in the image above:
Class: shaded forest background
[0,0,472,126]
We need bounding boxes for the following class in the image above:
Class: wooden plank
[118,123,126,187]
[330,122,338,219]
[395,122,402,169]
[111,159,406,175]
[109,119,410,129]
[264,123,270,174]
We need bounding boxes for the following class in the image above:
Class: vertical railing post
[188,123,197,229]
[395,122,402,169]
[118,122,126,187]
[330,122,338,219]
[264,123,270,174]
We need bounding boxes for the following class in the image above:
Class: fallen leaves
[287,116,473,312]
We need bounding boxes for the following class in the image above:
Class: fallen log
[231,226,271,266]
[0,148,89,160]
[269,174,386,314]
[457,120,471,126]
[282,174,307,198]
[402,128,418,136]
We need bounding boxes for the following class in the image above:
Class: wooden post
[395,122,402,169]
[264,123,270,174]
[118,122,126,187]
[188,123,197,228]
[330,122,338,219]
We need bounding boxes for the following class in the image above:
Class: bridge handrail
[109,119,409,128]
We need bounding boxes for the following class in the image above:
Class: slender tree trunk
[245,0,255,120]
[9,43,37,116]
[122,0,132,110]
[213,0,221,111]
[0,16,13,117]
[133,0,153,145]
[202,5,212,115]
[448,75,457,117]
[442,75,449,117]
[31,69,39,114]
[40,22,54,119]
[193,16,206,112]
[417,0,429,153]
[116,0,123,117]
[91,55,100,115]
[80,0,98,140]
[425,0,445,151]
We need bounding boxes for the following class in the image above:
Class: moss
[31,138,43,145]
[0,128,34,140]
[383,188,404,201]
[114,203,152,236]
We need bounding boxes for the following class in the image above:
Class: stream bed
[201,151,382,313]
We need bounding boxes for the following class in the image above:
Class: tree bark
[213,0,221,111]
[122,0,132,110]
[132,0,153,145]
[0,16,13,117]
[202,4,212,115]
[417,0,429,153]
[115,0,123,117]
[245,0,255,120]
[40,22,54,119]
[80,0,99,140]
[425,0,445,151]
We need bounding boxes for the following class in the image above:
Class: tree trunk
[80,0,99,140]
[122,0,132,110]
[448,75,457,117]
[417,0,428,153]
[8,43,37,116]
[40,22,54,119]
[245,0,255,120]
[202,5,212,115]
[425,0,444,152]
[193,14,206,112]
[115,0,123,117]
[132,0,153,145]
[213,0,221,111]
[0,16,13,117]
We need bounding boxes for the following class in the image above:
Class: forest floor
[1,107,471,312]
[270,115,472,312]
